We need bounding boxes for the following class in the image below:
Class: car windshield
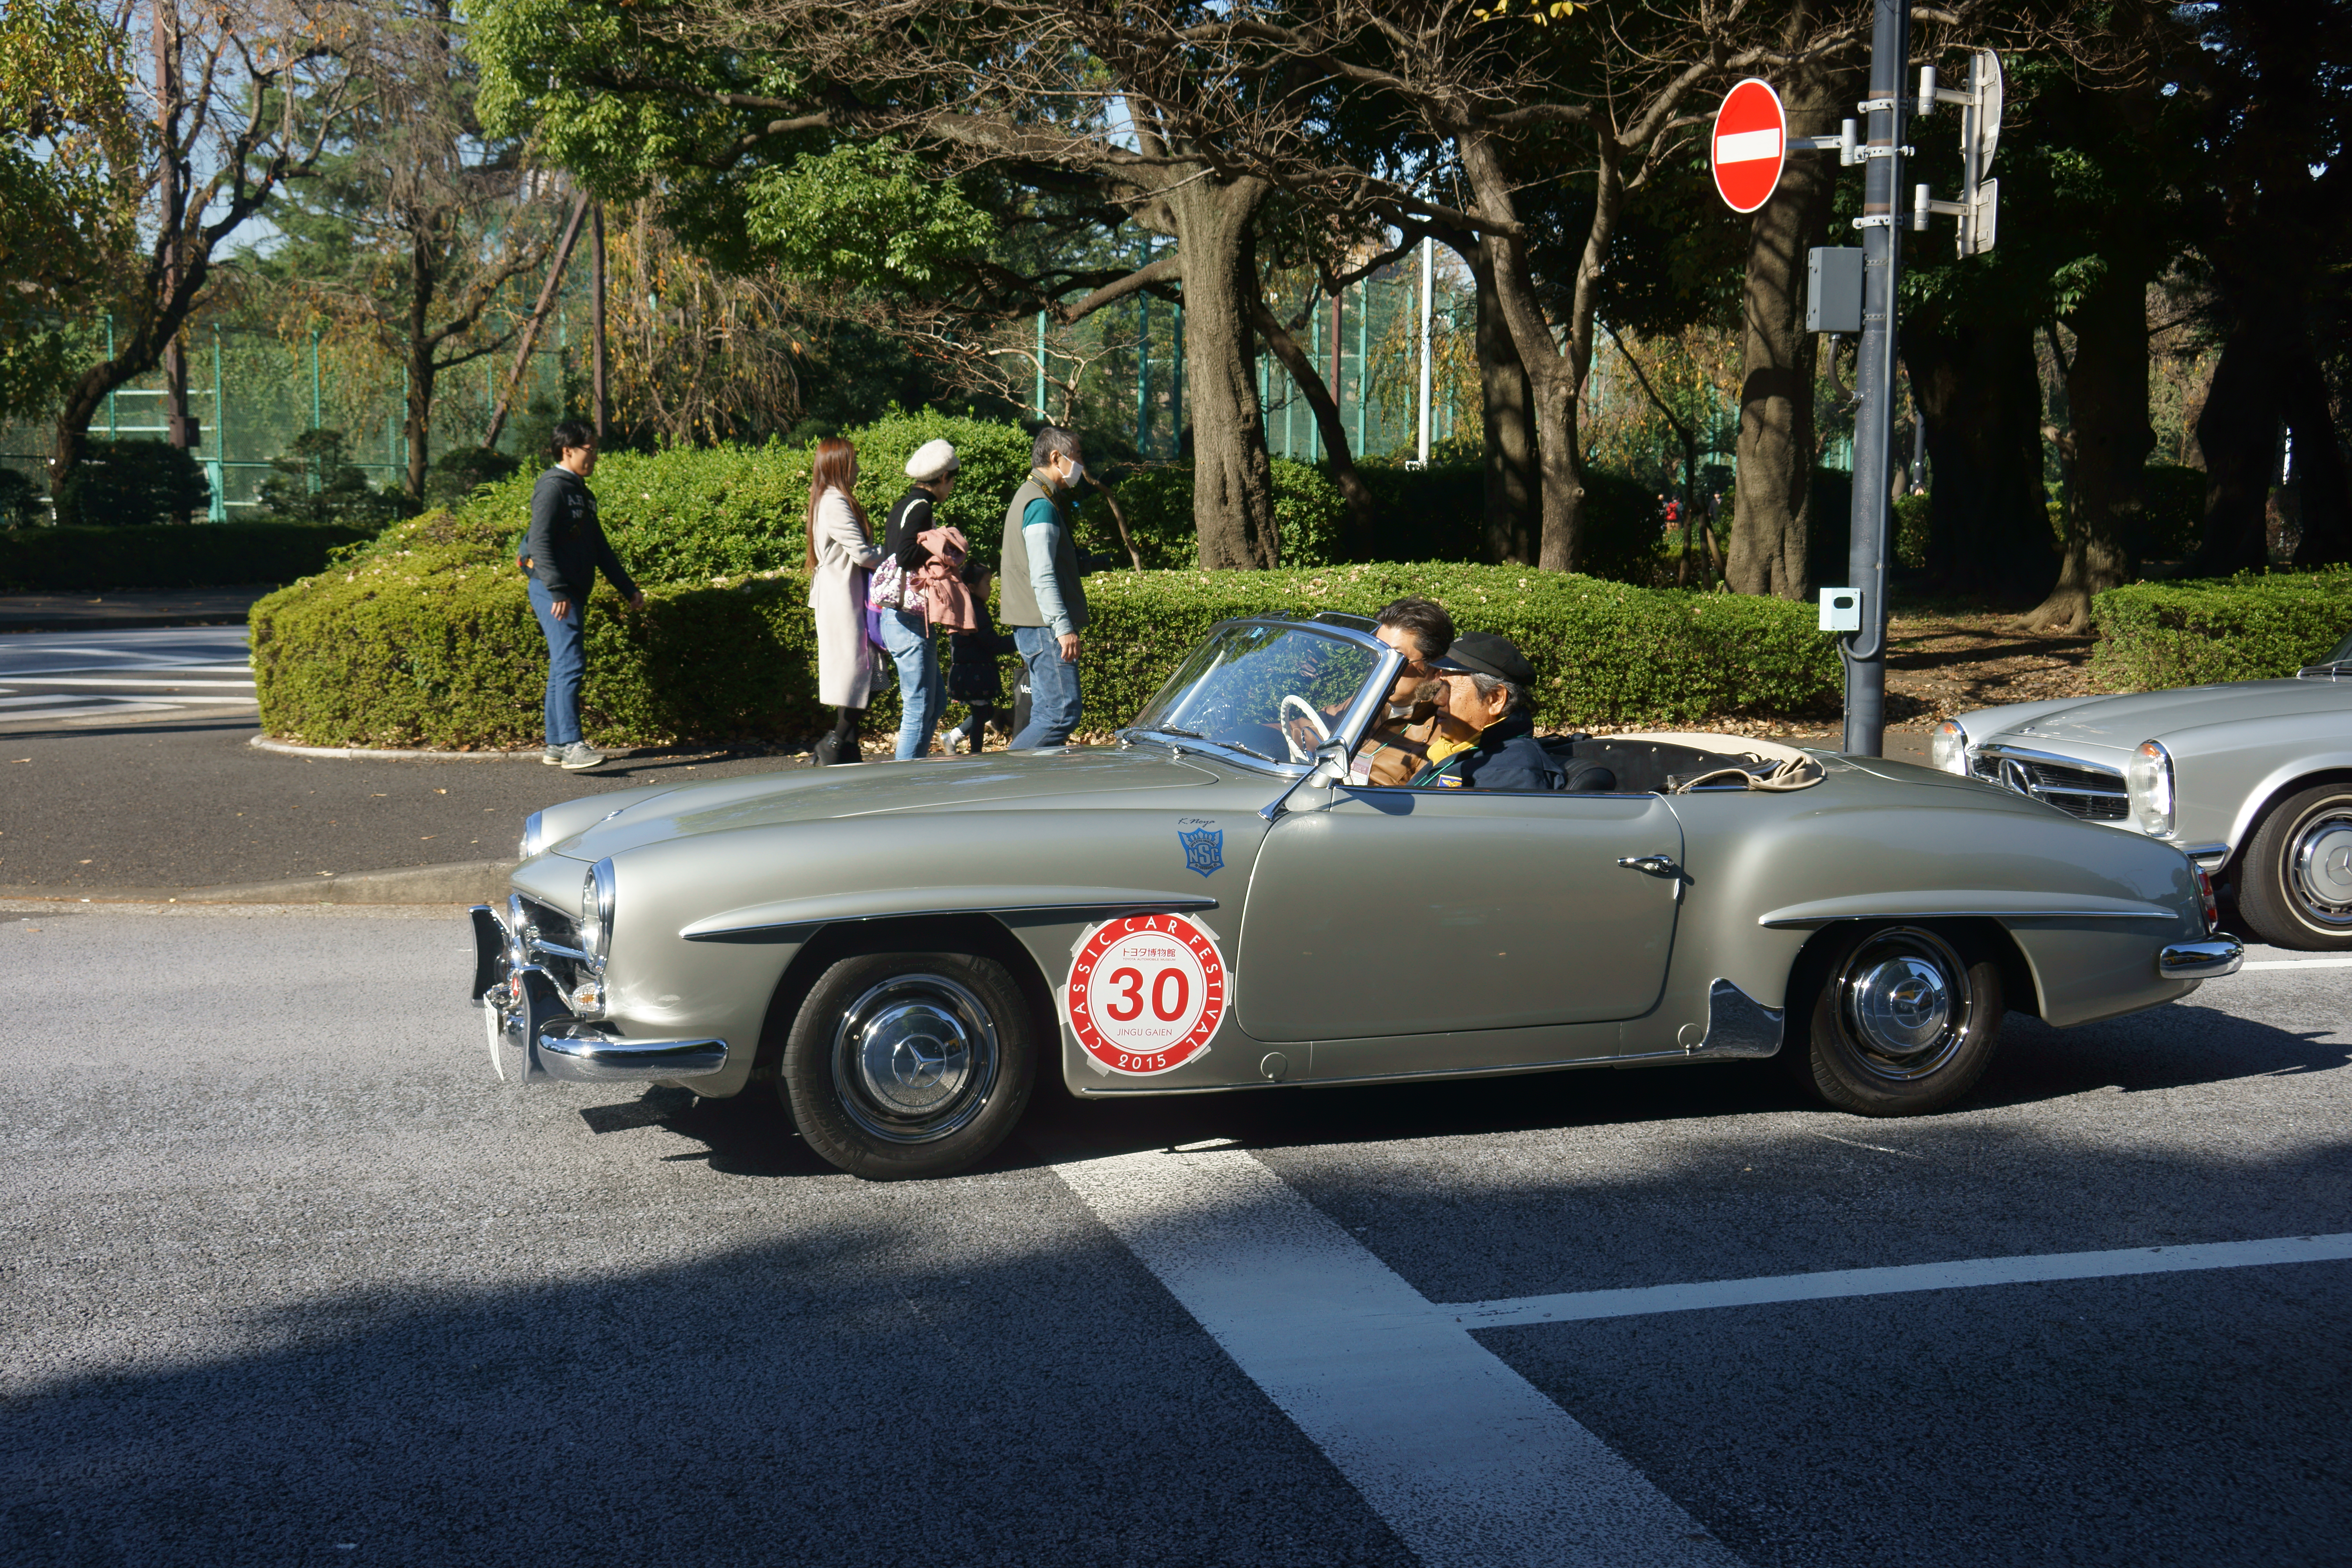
[2323,629,2352,668]
[1127,622,1383,766]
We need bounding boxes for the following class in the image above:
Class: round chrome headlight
[579,858,616,960]
[1929,718,1969,775]
[2126,740,2176,837]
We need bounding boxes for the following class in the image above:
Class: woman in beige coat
[804,436,884,765]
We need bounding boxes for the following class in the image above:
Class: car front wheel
[2235,783,2352,951]
[1786,924,2004,1117]
[781,949,1037,1180]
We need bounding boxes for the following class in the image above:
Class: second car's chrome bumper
[2158,935,2244,980]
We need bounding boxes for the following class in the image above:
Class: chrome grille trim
[1969,743,2131,822]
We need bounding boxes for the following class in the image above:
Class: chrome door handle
[1616,854,1677,874]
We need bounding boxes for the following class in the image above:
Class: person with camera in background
[520,420,643,771]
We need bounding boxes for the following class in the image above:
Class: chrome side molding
[2158,936,2243,980]
[536,1024,729,1083]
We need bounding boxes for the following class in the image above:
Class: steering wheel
[1278,695,1332,763]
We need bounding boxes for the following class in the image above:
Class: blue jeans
[879,608,942,760]
[1010,624,1083,748]
[527,577,584,747]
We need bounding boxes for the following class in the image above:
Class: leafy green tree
[55,439,210,527]
[0,0,141,421]
[252,429,404,528]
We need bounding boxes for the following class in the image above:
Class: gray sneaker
[557,741,606,771]
[542,744,563,765]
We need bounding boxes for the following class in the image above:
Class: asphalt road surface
[4,904,2345,1566]
[0,626,258,727]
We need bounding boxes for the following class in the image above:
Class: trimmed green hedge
[253,521,1841,748]
[0,521,378,592]
[2091,567,2352,690]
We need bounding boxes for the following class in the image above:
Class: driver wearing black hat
[1405,631,1566,792]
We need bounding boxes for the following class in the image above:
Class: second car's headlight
[2126,740,2176,837]
[579,858,616,962]
[1930,718,1969,775]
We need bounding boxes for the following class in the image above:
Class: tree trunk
[2192,312,2285,576]
[1249,297,1376,540]
[1165,174,1278,568]
[1902,308,2055,604]
[2024,272,2152,630]
[405,227,438,504]
[1469,242,1537,563]
[2284,349,2351,566]
[1456,125,1599,573]
[1730,60,1837,599]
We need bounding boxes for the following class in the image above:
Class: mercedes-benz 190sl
[471,614,2240,1180]
[1931,624,2352,951]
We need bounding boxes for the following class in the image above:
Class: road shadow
[587,996,2347,1180]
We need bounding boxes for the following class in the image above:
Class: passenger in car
[1406,633,1568,792]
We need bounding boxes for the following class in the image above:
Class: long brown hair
[802,436,869,572]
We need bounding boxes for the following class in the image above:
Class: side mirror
[1260,740,1353,822]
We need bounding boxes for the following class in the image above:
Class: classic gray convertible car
[1933,626,2352,951]
[472,614,2240,1179]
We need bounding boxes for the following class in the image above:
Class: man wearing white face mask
[1000,425,1096,748]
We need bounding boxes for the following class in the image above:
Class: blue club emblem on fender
[1178,823,1224,878]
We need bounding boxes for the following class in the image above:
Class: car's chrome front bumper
[2157,935,2244,980]
[470,903,728,1084]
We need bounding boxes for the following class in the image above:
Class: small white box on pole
[1820,587,1862,633]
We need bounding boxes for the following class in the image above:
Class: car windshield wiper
[1134,725,1283,765]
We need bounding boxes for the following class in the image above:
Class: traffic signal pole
[1843,0,1909,758]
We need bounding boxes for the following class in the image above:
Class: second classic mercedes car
[471,614,2239,1180]
[1933,625,2352,950]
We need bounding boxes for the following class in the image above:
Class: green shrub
[2091,566,2352,690]
[252,546,1841,748]
[425,446,523,510]
[0,468,44,528]
[1894,493,1931,570]
[56,439,210,526]
[0,521,379,592]
[1093,458,1349,568]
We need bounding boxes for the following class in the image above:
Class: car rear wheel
[780,949,1037,1180]
[1786,924,2004,1117]
[2235,783,2352,951]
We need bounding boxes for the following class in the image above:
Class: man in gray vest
[1000,425,1095,748]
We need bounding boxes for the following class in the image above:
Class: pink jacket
[912,526,978,631]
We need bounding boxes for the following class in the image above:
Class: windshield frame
[1119,617,1403,777]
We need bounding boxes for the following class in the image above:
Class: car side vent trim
[682,886,1220,942]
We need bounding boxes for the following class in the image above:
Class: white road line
[1047,1143,1738,1568]
[1457,1234,2352,1329]
[0,677,255,689]
[0,702,178,720]
[2239,958,2352,970]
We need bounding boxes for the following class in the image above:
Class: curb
[251,735,547,762]
[7,858,518,906]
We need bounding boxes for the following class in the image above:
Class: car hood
[554,746,1225,860]
[1979,680,2330,754]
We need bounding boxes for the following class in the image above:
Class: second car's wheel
[2234,783,2352,951]
[1786,924,2004,1117]
[780,949,1037,1180]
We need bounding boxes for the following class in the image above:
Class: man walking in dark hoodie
[521,421,643,769]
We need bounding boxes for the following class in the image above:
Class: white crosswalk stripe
[0,626,255,726]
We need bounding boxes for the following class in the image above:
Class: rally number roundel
[1065,913,1228,1076]
[1711,78,1788,214]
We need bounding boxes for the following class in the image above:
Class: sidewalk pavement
[0,586,272,633]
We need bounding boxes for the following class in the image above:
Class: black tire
[1784,924,2004,1117]
[2234,783,2352,951]
[780,949,1036,1180]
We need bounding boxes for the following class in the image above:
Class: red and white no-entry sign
[1711,78,1787,214]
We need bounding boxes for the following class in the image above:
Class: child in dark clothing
[942,563,1020,753]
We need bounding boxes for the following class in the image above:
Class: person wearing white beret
[874,439,962,759]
